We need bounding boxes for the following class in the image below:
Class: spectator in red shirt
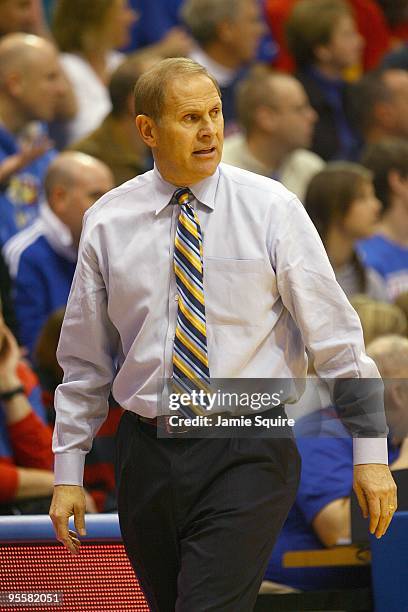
[34,308,122,512]
[0,306,96,514]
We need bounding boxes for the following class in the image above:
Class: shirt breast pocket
[203,257,271,326]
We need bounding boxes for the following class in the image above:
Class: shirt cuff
[353,437,388,465]
[54,453,85,486]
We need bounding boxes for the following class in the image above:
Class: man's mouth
[193,147,216,156]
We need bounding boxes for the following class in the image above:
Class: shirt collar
[40,202,77,262]
[189,47,236,87]
[153,164,219,215]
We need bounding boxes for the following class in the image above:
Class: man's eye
[185,114,197,121]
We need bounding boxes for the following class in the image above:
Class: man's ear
[135,114,158,148]
[49,185,67,217]
[6,70,24,98]
[256,105,277,132]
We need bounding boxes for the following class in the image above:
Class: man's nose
[198,117,216,137]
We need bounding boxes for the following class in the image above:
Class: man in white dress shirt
[50,58,396,612]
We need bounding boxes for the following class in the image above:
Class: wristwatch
[0,386,25,401]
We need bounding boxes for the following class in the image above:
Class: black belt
[136,405,287,435]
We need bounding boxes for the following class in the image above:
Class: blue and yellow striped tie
[172,188,210,412]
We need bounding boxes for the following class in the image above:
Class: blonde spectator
[52,0,137,144]
[350,295,407,345]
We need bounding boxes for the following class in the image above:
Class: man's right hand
[49,485,87,554]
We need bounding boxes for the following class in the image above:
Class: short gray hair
[181,0,242,46]
[367,335,408,378]
[134,57,221,121]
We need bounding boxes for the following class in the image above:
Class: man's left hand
[353,464,397,538]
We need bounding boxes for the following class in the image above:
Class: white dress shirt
[53,163,387,485]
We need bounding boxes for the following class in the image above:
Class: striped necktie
[172,187,210,413]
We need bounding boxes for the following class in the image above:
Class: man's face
[341,179,381,240]
[100,0,137,51]
[0,0,36,36]
[151,75,224,186]
[18,45,67,122]
[385,380,408,446]
[323,14,363,71]
[264,78,317,151]
[60,165,114,245]
[224,0,265,64]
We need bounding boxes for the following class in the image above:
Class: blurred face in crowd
[385,379,408,446]
[341,179,381,240]
[138,74,224,186]
[99,0,137,50]
[15,42,68,122]
[0,0,36,36]
[221,0,265,64]
[382,70,408,140]
[53,160,114,246]
[317,14,363,71]
[261,76,317,151]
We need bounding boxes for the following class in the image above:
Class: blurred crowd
[1,0,408,596]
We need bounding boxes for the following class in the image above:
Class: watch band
[0,386,25,401]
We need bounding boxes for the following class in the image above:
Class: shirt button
[175,295,179,302]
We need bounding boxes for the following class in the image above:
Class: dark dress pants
[115,411,301,612]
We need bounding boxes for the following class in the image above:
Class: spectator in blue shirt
[286,0,363,161]
[181,0,266,133]
[124,0,277,62]
[3,152,114,357]
[0,33,69,245]
[358,139,408,301]
[264,333,408,591]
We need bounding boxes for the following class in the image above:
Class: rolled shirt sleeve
[272,197,388,464]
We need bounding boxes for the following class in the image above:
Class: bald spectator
[0,33,69,245]
[357,139,408,301]
[181,0,265,132]
[352,69,408,145]
[223,67,324,200]
[70,59,151,187]
[3,152,114,356]
[286,0,363,161]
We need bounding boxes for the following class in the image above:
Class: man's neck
[79,49,109,83]
[326,226,355,269]
[203,41,242,71]
[246,131,290,174]
[377,200,408,247]
[0,97,26,134]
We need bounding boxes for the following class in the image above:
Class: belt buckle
[163,415,189,435]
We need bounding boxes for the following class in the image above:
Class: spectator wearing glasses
[223,66,324,201]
